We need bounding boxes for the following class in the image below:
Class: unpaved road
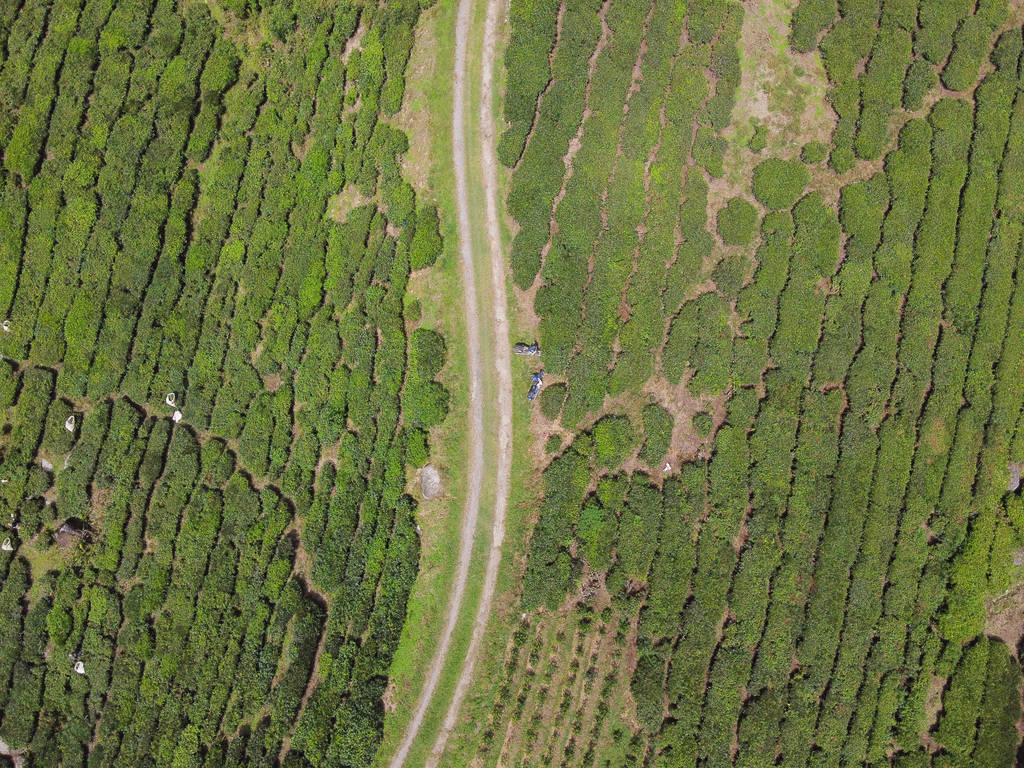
[388,0,512,762]
[426,0,513,761]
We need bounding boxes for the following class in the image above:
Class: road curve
[387,0,512,762]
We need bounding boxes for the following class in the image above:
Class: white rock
[664,462,671,472]
[172,410,183,423]
[40,458,53,472]
[64,415,75,433]
[420,465,442,499]
[165,392,176,406]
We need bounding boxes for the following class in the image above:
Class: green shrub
[748,120,768,152]
[687,0,728,44]
[801,141,828,164]
[902,59,938,110]
[752,158,809,210]
[632,649,667,732]
[716,197,758,245]
[410,328,446,377]
[663,300,699,385]
[692,125,726,177]
[592,415,638,469]
[942,6,1006,91]
[972,639,1023,767]
[200,38,240,98]
[577,502,615,571]
[539,382,566,420]
[693,411,713,438]
[499,0,561,166]
[0,362,17,408]
[712,253,750,299]
[638,404,673,466]
[789,0,837,52]
[406,428,429,467]
[268,3,295,42]
[916,1,973,65]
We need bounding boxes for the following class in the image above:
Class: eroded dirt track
[388,0,512,762]
[425,0,513,762]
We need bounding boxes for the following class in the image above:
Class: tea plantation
[0,0,446,765]
[5,0,1024,765]
[453,0,1024,766]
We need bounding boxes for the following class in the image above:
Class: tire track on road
[425,0,513,760]
[388,0,512,762]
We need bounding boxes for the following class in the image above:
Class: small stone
[40,458,53,472]
[420,465,442,499]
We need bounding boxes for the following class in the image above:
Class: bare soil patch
[327,185,371,223]
[394,8,439,193]
[714,0,834,214]
[987,581,1024,659]
[921,674,947,752]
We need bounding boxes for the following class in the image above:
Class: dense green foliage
[792,0,1011,169]
[637,404,672,467]
[0,0,445,765]
[539,381,567,421]
[716,196,758,246]
[497,0,1024,765]
[751,157,809,210]
[800,140,827,164]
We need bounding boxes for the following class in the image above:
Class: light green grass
[374,0,514,764]
[397,0,561,763]
[376,0,549,762]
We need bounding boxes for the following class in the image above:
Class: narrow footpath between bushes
[388,0,513,761]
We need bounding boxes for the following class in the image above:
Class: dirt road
[388,0,512,763]
[425,0,513,761]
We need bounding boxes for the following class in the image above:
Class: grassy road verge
[375,0,509,763]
